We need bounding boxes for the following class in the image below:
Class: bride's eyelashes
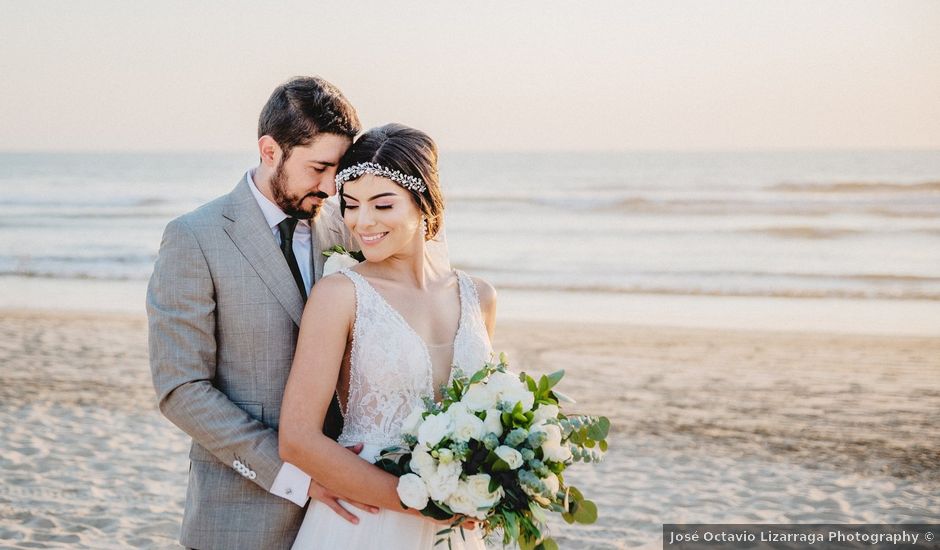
[344,204,393,211]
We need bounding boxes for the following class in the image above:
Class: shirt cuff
[270,462,311,507]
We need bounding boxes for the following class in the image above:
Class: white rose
[461,383,496,412]
[445,479,481,519]
[536,423,563,447]
[426,460,461,501]
[483,409,504,437]
[495,445,524,470]
[465,473,503,510]
[532,404,559,425]
[322,252,360,277]
[451,407,485,443]
[535,423,572,462]
[542,472,560,496]
[417,412,453,449]
[397,473,430,510]
[541,441,572,463]
[410,447,437,478]
[487,371,535,411]
[400,401,426,437]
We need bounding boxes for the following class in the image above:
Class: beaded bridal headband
[335,162,427,194]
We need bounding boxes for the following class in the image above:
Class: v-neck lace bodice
[336,269,492,449]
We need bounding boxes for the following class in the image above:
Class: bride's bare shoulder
[305,272,357,313]
[468,275,497,316]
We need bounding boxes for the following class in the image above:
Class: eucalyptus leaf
[546,369,564,388]
[469,369,487,384]
[586,416,610,440]
[573,499,598,524]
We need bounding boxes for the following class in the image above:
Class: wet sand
[0,310,938,548]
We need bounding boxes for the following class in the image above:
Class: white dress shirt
[247,169,313,507]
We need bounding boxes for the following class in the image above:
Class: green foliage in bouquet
[376,353,610,549]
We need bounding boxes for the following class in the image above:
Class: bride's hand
[307,443,380,524]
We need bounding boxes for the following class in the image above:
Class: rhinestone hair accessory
[335,162,427,194]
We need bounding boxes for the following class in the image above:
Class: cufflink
[285,488,293,495]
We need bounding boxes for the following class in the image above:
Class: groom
[148,76,375,549]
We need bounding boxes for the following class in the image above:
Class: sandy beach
[0,308,937,549]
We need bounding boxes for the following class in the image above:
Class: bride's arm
[279,275,410,513]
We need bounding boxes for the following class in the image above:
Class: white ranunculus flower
[461,383,496,412]
[532,404,559,425]
[483,409,504,437]
[400,401,427,437]
[397,473,430,510]
[417,412,453,449]
[495,445,524,470]
[426,460,461,501]
[410,447,437,478]
[451,407,485,443]
[322,252,360,277]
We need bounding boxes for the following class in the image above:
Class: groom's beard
[270,160,329,220]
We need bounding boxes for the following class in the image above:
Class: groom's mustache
[305,191,330,200]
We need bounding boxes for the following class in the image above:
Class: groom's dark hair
[258,76,360,158]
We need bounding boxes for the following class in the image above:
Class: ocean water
[1,150,939,301]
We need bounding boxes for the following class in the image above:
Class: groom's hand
[307,443,380,524]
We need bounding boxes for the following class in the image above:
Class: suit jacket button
[248,471,257,480]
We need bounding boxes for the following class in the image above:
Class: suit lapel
[222,176,305,326]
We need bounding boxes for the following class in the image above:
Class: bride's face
[341,174,423,262]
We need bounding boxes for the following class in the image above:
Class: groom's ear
[258,135,281,167]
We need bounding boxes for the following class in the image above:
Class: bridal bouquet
[376,353,610,549]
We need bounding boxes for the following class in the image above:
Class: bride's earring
[421,217,428,237]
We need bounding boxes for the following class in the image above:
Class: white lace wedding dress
[291,269,491,550]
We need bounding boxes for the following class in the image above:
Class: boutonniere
[322,245,365,277]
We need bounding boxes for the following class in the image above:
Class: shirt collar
[246,169,309,231]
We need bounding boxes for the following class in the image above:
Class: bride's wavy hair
[338,123,444,240]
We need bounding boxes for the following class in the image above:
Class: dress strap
[455,270,484,327]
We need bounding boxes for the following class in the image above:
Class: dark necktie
[277,218,307,301]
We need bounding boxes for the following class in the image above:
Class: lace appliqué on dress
[336,269,492,449]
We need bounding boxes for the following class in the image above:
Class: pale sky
[2,0,939,151]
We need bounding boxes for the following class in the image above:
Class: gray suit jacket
[147,175,354,550]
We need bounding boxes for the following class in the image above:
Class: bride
[279,124,495,549]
